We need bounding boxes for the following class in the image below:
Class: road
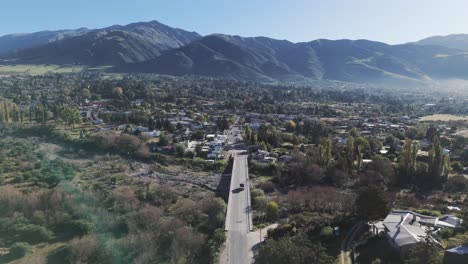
[225,153,252,264]
[340,221,364,264]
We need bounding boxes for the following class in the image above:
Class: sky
[1,0,468,44]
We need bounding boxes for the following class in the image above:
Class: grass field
[0,64,113,75]
[455,129,468,138]
[420,114,468,122]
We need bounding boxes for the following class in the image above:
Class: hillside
[119,34,468,83]
[417,34,468,51]
[3,22,468,83]
[3,21,201,65]
[0,28,90,55]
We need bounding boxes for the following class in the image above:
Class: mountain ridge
[2,20,202,65]
[2,21,468,83]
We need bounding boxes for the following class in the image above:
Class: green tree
[428,136,450,185]
[355,137,369,173]
[61,107,82,130]
[175,144,186,158]
[355,187,389,221]
[404,233,442,264]
[266,201,279,220]
[286,120,297,132]
[318,137,332,169]
[345,136,355,175]
[400,138,418,184]
[255,234,333,264]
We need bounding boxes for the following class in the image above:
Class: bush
[66,220,95,237]
[267,224,295,240]
[415,209,442,217]
[259,181,275,193]
[445,175,468,193]
[439,227,454,239]
[9,242,32,258]
[266,201,279,220]
[13,175,24,183]
[13,224,54,244]
[320,226,334,240]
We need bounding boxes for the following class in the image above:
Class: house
[278,155,293,163]
[443,246,468,264]
[141,130,161,138]
[372,210,462,255]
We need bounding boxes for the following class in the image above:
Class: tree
[175,144,186,158]
[404,232,442,264]
[345,136,355,175]
[245,125,252,143]
[113,87,124,98]
[61,107,82,130]
[428,136,450,185]
[400,138,418,185]
[266,201,279,220]
[355,137,369,173]
[286,120,297,132]
[318,137,332,169]
[355,187,389,221]
[9,242,32,259]
[159,133,168,146]
[255,234,334,264]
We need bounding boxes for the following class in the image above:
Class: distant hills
[416,34,468,51]
[2,21,201,65]
[2,21,468,84]
[119,34,468,83]
[0,28,90,55]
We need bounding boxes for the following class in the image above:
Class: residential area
[0,73,467,264]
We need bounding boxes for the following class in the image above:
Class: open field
[420,114,468,122]
[0,64,84,75]
[0,64,113,75]
[455,129,468,138]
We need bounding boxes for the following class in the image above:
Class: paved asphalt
[226,154,252,264]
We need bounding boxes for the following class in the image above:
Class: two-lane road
[225,154,252,264]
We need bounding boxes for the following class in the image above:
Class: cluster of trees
[0,178,226,264]
[0,137,76,187]
[399,136,450,187]
[255,234,334,264]
[86,132,150,159]
[0,99,19,123]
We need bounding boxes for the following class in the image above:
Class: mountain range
[416,34,468,51]
[1,20,468,84]
[1,21,201,65]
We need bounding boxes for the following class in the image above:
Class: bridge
[224,152,253,264]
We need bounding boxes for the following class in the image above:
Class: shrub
[415,209,442,217]
[445,175,468,193]
[9,242,32,258]
[13,224,54,244]
[266,201,279,220]
[439,227,454,239]
[320,226,334,240]
[66,220,95,237]
[13,175,24,183]
[267,224,295,240]
[259,181,275,193]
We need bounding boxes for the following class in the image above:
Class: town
[0,71,466,263]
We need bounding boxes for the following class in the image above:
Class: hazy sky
[1,0,467,44]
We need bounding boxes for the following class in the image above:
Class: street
[225,154,252,264]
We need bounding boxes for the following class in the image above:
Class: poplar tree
[318,137,332,169]
[428,136,450,185]
[345,136,354,175]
